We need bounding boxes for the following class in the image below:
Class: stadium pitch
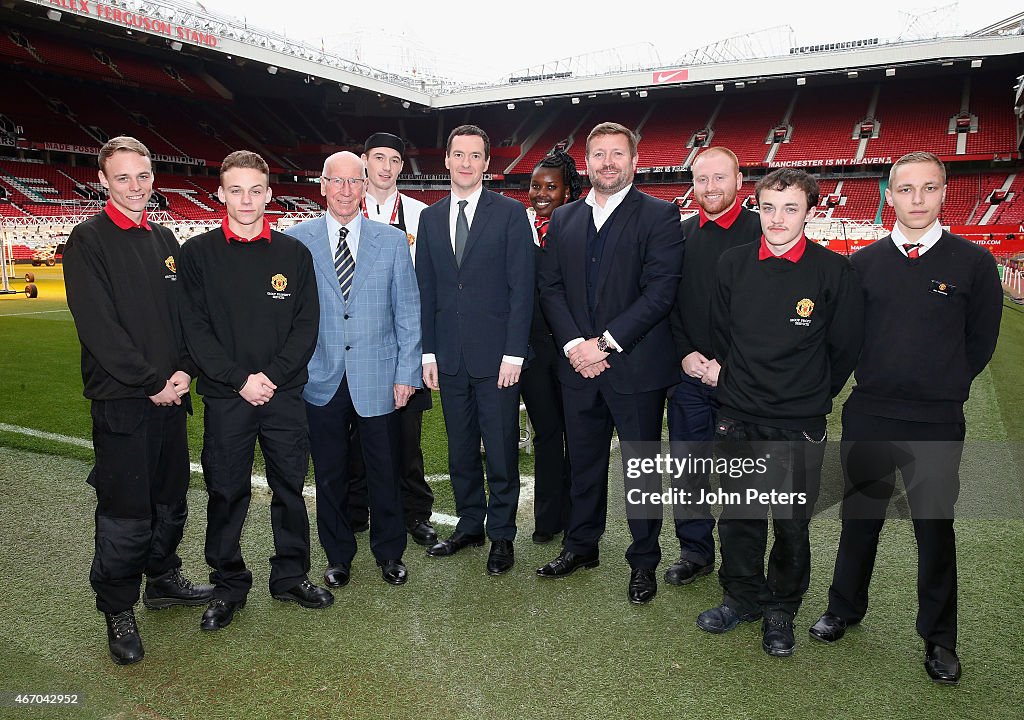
[0,268,1022,719]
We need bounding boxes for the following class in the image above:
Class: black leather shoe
[925,642,961,684]
[809,612,855,644]
[105,609,144,665]
[143,568,215,609]
[531,530,556,544]
[272,579,335,609]
[408,520,438,547]
[486,539,515,576]
[323,563,351,588]
[762,615,796,657]
[696,604,762,634]
[200,598,245,632]
[664,557,713,586]
[628,568,658,604]
[426,531,485,557]
[379,559,408,585]
[536,549,600,578]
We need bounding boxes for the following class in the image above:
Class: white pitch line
[0,422,536,527]
[0,309,70,317]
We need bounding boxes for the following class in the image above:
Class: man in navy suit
[536,122,683,604]
[285,151,421,588]
[416,124,535,576]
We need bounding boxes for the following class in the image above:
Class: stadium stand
[1,7,1022,254]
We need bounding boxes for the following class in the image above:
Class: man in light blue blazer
[285,151,421,588]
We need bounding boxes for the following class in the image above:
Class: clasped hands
[568,338,610,379]
[682,351,720,387]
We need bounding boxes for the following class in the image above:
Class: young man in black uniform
[666,147,761,587]
[64,136,213,666]
[179,151,332,631]
[809,152,1003,684]
[696,169,863,657]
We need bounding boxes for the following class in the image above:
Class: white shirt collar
[366,189,399,216]
[891,219,942,256]
[585,183,632,231]
[326,212,361,255]
[451,185,483,209]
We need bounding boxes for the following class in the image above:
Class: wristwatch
[595,335,609,353]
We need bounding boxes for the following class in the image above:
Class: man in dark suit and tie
[536,121,683,604]
[415,124,535,575]
[285,151,422,588]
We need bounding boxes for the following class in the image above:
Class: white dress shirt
[891,219,942,257]
[326,212,361,259]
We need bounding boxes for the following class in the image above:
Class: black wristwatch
[595,335,609,353]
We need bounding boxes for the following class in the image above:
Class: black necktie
[335,226,354,300]
[454,200,469,267]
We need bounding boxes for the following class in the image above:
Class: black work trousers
[201,389,311,602]
[715,415,824,618]
[88,398,190,613]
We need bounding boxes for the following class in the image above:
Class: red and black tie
[902,242,922,259]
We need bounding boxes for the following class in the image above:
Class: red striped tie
[902,242,922,259]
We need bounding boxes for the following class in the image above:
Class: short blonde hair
[889,151,946,186]
[98,136,151,173]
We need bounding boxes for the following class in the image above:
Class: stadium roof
[16,0,1024,109]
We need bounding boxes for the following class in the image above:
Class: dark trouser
[201,389,311,602]
[520,334,570,536]
[715,415,824,618]
[438,360,521,541]
[666,375,717,566]
[306,378,406,566]
[826,407,964,649]
[89,398,190,613]
[347,405,433,528]
[561,379,666,570]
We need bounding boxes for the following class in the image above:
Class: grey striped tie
[335,226,354,300]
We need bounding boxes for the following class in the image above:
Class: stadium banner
[42,142,101,155]
[41,0,219,48]
[768,156,894,168]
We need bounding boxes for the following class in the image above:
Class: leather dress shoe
[105,609,144,665]
[663,557,713,586]
[536,549,600,578]
[628,568,658,604]
[408,520,438,547]
[323,563,351,588]
[696,603,762,634]
[486,539,515,576]
[379,559,408,585]
[762,615,796,657]
[143,567,214,609]
[531,530,557,544]
[272,579,334,609]
[925,642,961,684]
[200,598,245,631]
[426,531,485,557]
[809,611,856,644]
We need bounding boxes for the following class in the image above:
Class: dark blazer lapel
[595,187,642,301]
[351,221,381,298]
[564,201,591,318]
[434,196,459,273]
[460,188,494,267]
[309,216,345,305]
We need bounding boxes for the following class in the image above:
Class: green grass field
[1,266,1022,719]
